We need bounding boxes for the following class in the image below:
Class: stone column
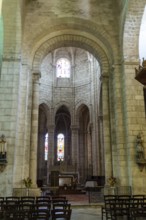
[30,72,41,188]
[71,125,79,170]
[98,115,105,175]
[101,74,112,182]
[37,133,45,180]
[47,125,55,184]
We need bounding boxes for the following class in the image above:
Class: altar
[59,175,74,187]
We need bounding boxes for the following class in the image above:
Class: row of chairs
[0,195,66,201]
[0,196,72,220]
[102,194,146,220]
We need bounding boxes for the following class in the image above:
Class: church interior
[0,0,146,200]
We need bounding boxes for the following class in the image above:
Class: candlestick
[4,142,7,152]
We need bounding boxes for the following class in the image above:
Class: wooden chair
[130,207,146,220]
[4,209,25,220]
[111,196,131,220]
[35,202,51,217]
[0,199,4,219]
[19,203,36,219]
[129,196,146,219]
[101,195,117,220]
[29,209,51,219]
[2,204,19,220]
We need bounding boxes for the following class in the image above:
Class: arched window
[56,58,70,78]
[57,133,64,161]
[44,133,48,161]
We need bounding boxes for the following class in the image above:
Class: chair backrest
[21,196,35,201]
[52,199,68,205]
[19,200,35,208]
[36,199,51,206]
[53,203,71,210]
[35,203,51,211]
[36,196,50,201]
[51,208,72,220]
[5,200,19,205]
[6,197,20,201]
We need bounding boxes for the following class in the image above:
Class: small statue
[136,133,144,160]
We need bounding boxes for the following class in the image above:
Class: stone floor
[71,206,102,220]
[62,194,103,220]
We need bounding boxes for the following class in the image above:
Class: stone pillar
[87,126,92,172]
[47,125,55,184]
[98,116,105,176]
[101,74,112,182]
[37,133,45,180]
[122,61,146,192]
[71,125,79,170]
[30,72,41,187]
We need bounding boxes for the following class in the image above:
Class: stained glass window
[56,58,70,78]
[57,133,64,161]
[44,133,48,161]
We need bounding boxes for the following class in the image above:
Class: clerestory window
[56,58,70,78]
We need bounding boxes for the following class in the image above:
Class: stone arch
[123,0,146,61]
[31,33,111,75]
[54,101,71,117]
[39,99,52,107]
[23,16,117,64]
[75,102,91,126]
